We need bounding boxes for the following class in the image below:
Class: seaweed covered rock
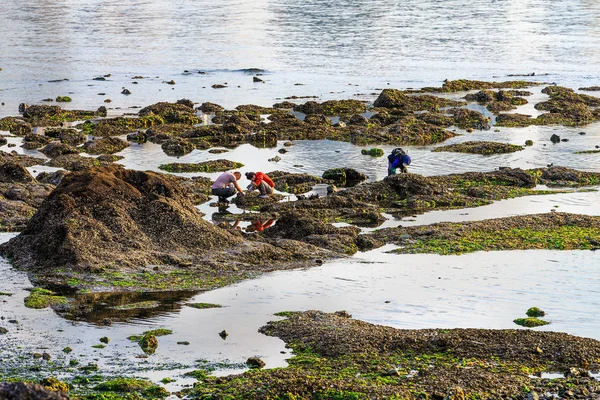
[83,137,130,155]
[263,211,360,254]
[45,154,111,171]
[0,117,32,136]
[40,142,80,158]
[322,168,367,186]
[0,382,69,400]
[159,159,243,173]
[268,171,327,194]
[0,161,35,183]
[0,166,243,273]
[22,133,53,150]
[373,89,463,111]
[293,100,367,116]
[432,141,524,155]
[44,127,87,146]
[139,100,199,125]
[161,138,195,157]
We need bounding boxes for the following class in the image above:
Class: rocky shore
[0,79,599,399]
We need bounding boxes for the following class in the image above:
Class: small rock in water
[246,356,265,369]
[219,330,228,340]
[121,88,131,95]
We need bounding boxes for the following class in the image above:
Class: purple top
[212,172,237,189]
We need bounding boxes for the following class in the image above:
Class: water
[2,0,600,393]
[1,0,600,115]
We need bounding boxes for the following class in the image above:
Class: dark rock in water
[44,127,86,146]
[122,88,131,95]
[21,133,51,150]
[0,166,243,273]
[139,100,199,124]
[140,333,158,355]
[219,330,228,339]
[198,102,224,113]
[45,154,112,171]
[322,168,367,185]
[83,137,129,155]
[264,211,360,255]
[0,117,32,136]
[40,142,80,158]
[161,138,194,157]
[0,161,35,183]
[253,76,264,83]
[246,356,265,369]
[0,382,69,399]
[96,154,124,163]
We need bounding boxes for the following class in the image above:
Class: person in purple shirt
[211,171,244,203]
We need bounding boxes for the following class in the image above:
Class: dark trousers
[257,182,274,195]
[212,187,236,199]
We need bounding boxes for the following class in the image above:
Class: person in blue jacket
[387,148,411,176]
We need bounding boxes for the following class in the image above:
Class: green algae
[187,302,223,309]
[514,318,550,328]
[111,301,160,310]
[526,307,546,317]
[158,160,244,173]
[392,224,600,255]
[55,96,72,102]
[24,288,68,309]
[360,148,384,157]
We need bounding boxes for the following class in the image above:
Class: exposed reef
[188,310,600,399]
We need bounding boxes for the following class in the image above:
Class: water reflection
[60,290,199,324]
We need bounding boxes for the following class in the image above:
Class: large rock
[0,166,242,272]
[0,382,68,399]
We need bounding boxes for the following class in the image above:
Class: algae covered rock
[140,333,159,355]
[159,159,243,173]
[432,141,524,155]
[0,166,243,274]
[322,168,367,185]
[361,148,384,157]
[0,382,69,399]
[514,317,549,328]
[24,288,67,309]
[83,136,130,155]
[526,307,546,317]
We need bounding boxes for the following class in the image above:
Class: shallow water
[2,1,600,115]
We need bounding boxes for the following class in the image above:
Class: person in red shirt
[245,172,275,198]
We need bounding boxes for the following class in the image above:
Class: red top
[254,172,274,188]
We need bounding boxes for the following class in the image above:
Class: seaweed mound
[0,166,242,272]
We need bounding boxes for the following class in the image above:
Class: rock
[83,137,130,155]
[161,138,194,157]
[198,102,224,113]
[0,167,243,274]
[219,330,228,339]
[322,168,367,185]
[253,76,264,83]
[246,356,265,369]
[0,327,7,334]
[140,333,158,355]
[40,142,79,158]
[526,307,545,317]
[122,88,131,95]
[99,336,110,344]
[268,155,281,162]
[0,161,35,183]
[42,352,51,360]
[525,140,534,146]
[550,134,561,143]
[0,382,69,399]
[278,148,288,154]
